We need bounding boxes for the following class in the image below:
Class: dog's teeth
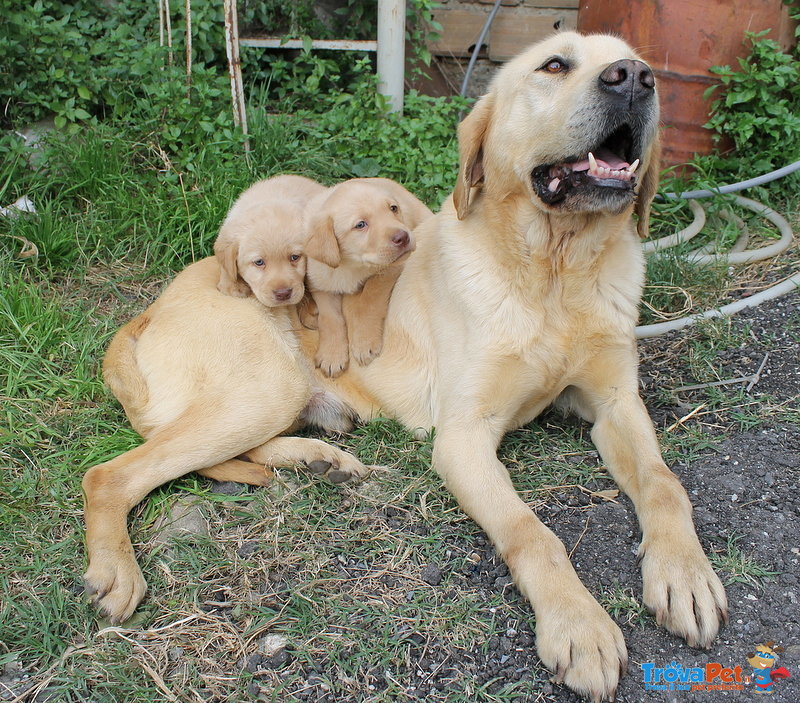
[628,159,640,174]
[588,152,598,173]
[548,177,561,193]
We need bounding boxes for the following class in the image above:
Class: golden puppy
[214,174,326,307]
[303,178,432,377]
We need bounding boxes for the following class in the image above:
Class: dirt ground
[417,290,800,703]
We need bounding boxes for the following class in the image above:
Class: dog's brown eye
[541,57,568,74]
[354,220,367,230]
[289,254,301,262]
[389,204,399,213]
[253,258,265,267]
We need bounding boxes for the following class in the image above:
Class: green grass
[709,535,779,588]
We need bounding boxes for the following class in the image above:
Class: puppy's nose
[599,59,654,103]
[391,230,410,249]
[273,287,293,302]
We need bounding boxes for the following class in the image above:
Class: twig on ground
[568,515,592,559]
[671,351,770,394]
[746,352,770,392]
[666,403,708,432]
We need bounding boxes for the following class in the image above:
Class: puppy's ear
[635,133,662,239]
[214,227,251,297]
[453,94,494,220]
[393,186,434,230]
[305,214,341,268]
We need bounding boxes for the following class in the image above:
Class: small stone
[245,654,263,673]
[259,634,289,656]
[237,541,260,558]
[247,682,261,697]
[210,480,246,495]
[420,563,442,585]
[153,496,209,543]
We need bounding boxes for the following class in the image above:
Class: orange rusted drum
[577,0,796,168]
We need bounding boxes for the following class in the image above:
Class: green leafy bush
[695,6,800,198]
[704,30,800,171]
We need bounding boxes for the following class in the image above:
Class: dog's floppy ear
[635,133,662,239]
[393,185,434,230]
[305,213,341,268]
[453,94,494,220]
[214,226,251,297]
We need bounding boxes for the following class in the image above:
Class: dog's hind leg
[243,436,373,484]
[82,405,296,624]
[196,459,274,486]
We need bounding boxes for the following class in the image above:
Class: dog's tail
[103,313,153,434]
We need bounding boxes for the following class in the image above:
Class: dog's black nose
[273,287,293,301]
[391,231,410,248]
[599,59,654,103]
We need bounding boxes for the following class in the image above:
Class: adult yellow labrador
[313,31,727,699]
[83,32,727,702]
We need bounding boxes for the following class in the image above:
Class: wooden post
[223,0,250,152]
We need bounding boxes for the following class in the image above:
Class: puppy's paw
[350,331,383,366]
[536,591,627,702]
[315,348,349,378]
[84,554,147,624]
[639,535,728,649]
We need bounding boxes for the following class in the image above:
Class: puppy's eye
[540,57,569,74]
[389,204,399,213]
[289,254,301,262]
[253,258,265,267]
[354,220,367,230]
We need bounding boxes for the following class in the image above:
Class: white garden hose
[635,182,797,339]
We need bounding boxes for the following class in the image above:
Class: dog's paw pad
[326,469,353,484]
[305,460,333,474]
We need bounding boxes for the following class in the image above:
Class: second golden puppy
[304,178,433,377]
[214,174,326,307]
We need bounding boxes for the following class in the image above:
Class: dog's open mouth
[532,123,642,206]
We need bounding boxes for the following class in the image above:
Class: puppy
[303,178,433,377]
[214,175,327,307]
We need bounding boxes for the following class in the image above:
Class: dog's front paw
[639,535,728,649]
[84,553,147,624]
[315,347,349,378]
[535,591,627,702]
[350,328,384,366]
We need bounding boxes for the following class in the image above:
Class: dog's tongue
[571,147,629,172]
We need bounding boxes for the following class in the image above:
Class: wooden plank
[476,0,579,9]
[488,9,578,61]
[239,37,378,51]
[520,0,579,8]
[428,7,489,58]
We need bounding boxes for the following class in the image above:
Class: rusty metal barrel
[577,0,796,168]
